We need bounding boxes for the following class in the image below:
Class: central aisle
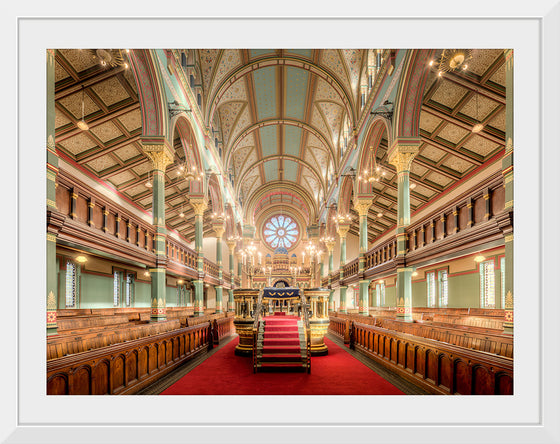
[161,335,404,395]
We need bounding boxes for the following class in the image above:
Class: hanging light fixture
[438,49,473,74]
[86,49,128,68]
[472,89,484,133]
[145,171,153,188]
[76,87,89,131]
[357,147,386,184]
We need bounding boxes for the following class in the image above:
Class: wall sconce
[75,255,88,263]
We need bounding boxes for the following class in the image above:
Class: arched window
[263,215,299,250]
[65,260,79,308]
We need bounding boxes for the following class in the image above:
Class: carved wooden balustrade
[364,237,398,269]
[342,258,359,279]
[52,170,231,287]
[326,172,507,284]
[53,170,157,264]
[166,237,198,271]
[203,259,220,280]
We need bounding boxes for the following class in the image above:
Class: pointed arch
[392,49,436,142]
[337,174,355,215]
[128,49,168,138]
[355,116,392,195]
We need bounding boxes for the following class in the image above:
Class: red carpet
[260,315,304,371]
[161,336,404,395]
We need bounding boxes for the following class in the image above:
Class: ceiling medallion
[86,49,129,68]
[438,49,473,73]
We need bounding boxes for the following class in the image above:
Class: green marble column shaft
[46,49,58,336]
[503,49,514,334]
[355,200,371,314]
[389,145,419,322]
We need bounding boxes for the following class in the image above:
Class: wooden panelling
[491,185,505,215]
[349,321,513,395]
[56,185,71,215]
[474,196,486,223]
[92,205,103,228]
[47,320,234,395]
[76,196,88,222]
[459,205,468,230]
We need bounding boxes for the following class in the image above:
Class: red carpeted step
[273,312,286,316]
[260,354,302,362]
[263,338,300,346]
[263,332,299,339]
[261,346,301,354]
[265,325,299,332]
[265,320,297,325]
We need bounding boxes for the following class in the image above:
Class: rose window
[263,215,299,249]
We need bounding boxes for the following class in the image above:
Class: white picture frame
[3,1,560,442]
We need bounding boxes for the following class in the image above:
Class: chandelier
[175,161,204,182]
[86,49,130,68]
[435,49,473,74]
[358,147,387,184]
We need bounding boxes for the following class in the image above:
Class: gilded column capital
[212,222,226,239]
[388,145,420,173]
[353,199,372,217]
[324,240,336,253]
[190,198,208,216]
[142,144,174,171]
[226,240,237,252]
[337,223,351,239]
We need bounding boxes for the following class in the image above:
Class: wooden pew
[350,321,513,395]
[47,319,182,360]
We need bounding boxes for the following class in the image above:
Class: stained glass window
[66,261,77,308]
[427,272,436,307]
[439,270,448,307]
[263,215,299,250]
[480,260,495,308]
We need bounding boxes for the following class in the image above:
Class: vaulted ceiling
[197,49,367,217]
[53,48,507,245]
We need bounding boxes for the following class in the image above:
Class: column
[226,240,237,312]
[354,199,372,315]
[388,143,419,322]
[325,240,335,311]
[46,49,59,336]
[143,143,174,322]
[337,220,350,314]
[190,198,208,316]
[237,251,243,286]
[502,49,514,334]
[212,216,225,313]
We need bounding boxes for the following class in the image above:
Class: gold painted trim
[505,234,514,243]
[46,233,57,242]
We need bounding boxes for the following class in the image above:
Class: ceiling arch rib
[205,56,356,128]
[235,154,326,198]
[225,118,336,171]
[253,190,311,223]
[245,181,319,224]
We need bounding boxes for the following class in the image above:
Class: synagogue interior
[46,48,514,396]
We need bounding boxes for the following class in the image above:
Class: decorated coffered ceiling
[345,49,507,241]
[53,48,507,245]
